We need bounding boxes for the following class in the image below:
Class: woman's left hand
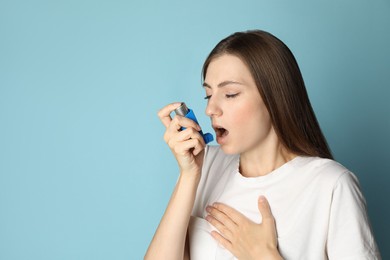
[206,196,283,260]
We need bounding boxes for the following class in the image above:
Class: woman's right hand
[158,102,206,175]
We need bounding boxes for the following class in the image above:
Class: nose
[205,97,222,118]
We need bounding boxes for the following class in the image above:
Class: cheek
[230,101,271,133]
[229,104,251,125]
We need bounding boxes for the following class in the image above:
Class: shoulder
[294,156,360,191]
[296,156,348,175]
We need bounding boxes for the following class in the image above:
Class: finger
[206,214,234,241]
[171,138,204,156]
[157,102,182,128]
[165,116,202,138]
[212,203,245,225]
[180,127,204,141]
[167,127,205,149]
[179,128,205,155]
[206,205,237,231]
[164,116,183,143]
[192,141,205,157]
[165,116,203,145]
[258,196,278,241]
[210,231,234,253]
[257,196,274,222]
[173,115,202,131]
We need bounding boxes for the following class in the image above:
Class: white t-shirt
[189,145,380,260]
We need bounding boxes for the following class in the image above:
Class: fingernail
[259,196,266,202]
[206,206,211,212]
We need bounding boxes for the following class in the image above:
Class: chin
[219,144,240,155]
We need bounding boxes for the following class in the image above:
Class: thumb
[258,195,274,223]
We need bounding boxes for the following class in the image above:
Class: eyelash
[226,93,239,98]
[204,93,239,100]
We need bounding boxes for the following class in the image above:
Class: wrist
[252,247,282,260]
[179,170,201,183]
[257,251,283,260]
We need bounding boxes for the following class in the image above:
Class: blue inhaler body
[174,102,213,144]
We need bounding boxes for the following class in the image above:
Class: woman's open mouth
[215,127,228,137]
[213,125,229,144]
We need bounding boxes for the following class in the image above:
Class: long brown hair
[202,30,333,159]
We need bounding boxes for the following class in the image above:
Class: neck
[239,140,297,178]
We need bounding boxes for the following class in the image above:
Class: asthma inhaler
[174,102,214,144]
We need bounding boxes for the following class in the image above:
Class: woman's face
[204,54,276,155]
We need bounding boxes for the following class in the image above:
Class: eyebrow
[202,80,244,89]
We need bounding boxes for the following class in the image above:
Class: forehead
[204,54,253,84]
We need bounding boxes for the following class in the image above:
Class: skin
[145,102,205,260]
[202,54,293,259]
[204,54,296,177]
[145,54,294,259]
[206,197,281,260]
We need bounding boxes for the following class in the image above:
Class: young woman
[145,30,380,260]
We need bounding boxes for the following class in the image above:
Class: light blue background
[1,0,389,259]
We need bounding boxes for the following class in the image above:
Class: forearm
[145,172,200,260]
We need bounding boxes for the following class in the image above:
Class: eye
[226,93,239,98]
[204,95,212,100]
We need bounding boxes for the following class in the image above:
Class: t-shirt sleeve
[191,145,212,217]
[327,171,381,260]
